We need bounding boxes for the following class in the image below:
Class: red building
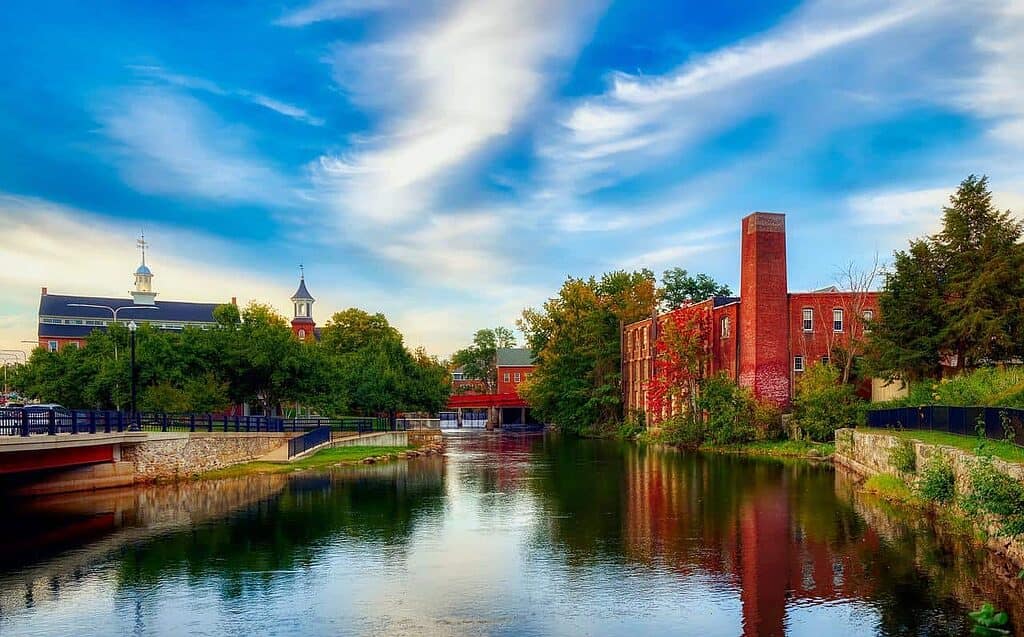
[623,212,878,416]
[495,348,535,394]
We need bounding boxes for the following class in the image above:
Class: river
[2,433,1022,636]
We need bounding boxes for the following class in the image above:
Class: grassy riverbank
[699,439,834,458]
[856,428,1024,464]
[201,445,415,479]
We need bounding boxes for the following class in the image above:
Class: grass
[700,439,835,458]
[200,445,415,480]
[861,474,922,506]
[857,428,1024,464]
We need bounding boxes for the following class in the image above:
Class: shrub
[792,363,865,442]
[656,413,706,448]
[617,411,646,440]
[916,457,954,504]
[752,400,784,441]
[697,374,756,445]
[962,458,1024,536]
[889,439,917,474]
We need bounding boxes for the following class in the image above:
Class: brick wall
[497,365,536,394]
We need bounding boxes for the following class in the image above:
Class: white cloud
[97,88,294,204]
[276,0,395,27]
[953,1,1024,146]
[132,66,325,126]
[303,0,603,292]
[539,0,944,198]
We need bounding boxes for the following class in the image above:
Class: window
[833,308,844,332]
[48,340,58,352]
[70,341,80,349]
[802,308,813,332]
[298,329,306,339]
[793,356,804,372]
[514,372,521,382]
[863,309,874,332]
[503,373,510,383]
[720,316,730,339]
[821,356,829,365]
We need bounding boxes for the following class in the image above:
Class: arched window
[298,329,306,339]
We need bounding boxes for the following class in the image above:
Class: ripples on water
[2,432,1023,636]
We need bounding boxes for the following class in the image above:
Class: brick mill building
[622,212,879,416]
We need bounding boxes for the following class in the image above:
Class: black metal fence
[0,409,403,437]
[287,426,331,458]
[866,406,1024,446]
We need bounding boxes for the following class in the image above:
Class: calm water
[2,433,1023,636]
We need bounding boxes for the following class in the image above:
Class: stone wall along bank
[121,432,293,481]
[835,427,1024,566]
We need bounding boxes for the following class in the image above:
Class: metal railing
[287,426,331,458]
[0,409,405,437]
[866,406,1024,446]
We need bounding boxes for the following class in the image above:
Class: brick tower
[290,268,315,342]
[738,212,790,407]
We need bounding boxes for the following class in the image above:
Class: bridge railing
[0,409,405,437]
[287,426,332,458]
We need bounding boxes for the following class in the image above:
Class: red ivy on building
[645,305,713,424]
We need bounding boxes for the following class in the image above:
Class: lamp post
[67,303,157,360]
[0,351,26,395]
[128,320,138,426]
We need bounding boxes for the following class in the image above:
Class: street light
[66,303,158,360]
[128,320,138,426]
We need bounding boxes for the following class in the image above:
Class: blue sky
[1,0,1022,356]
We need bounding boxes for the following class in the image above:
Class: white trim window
[503,372,511,383]
[514,372,521,382]
[833,308,844,332]
[48,340,58,352]
[298,329,306,339]
[793,355,805,372]
[721,316,730,339]
[802,308,813,332]
[863,309,874,332]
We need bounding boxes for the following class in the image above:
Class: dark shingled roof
[38,294,222,337]
[713,296,741,307]
[496,348,535,367]
[291,278,314,301]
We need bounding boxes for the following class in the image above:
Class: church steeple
[130,232,157,306]
[290,265,315,341]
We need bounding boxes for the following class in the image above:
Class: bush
[882,366,1024,408]
[753,400,784,441]
[656,413,706,448]
[916,457,954,503]
[698,374,756,445]
[889,439,917,473]
[792,363,865,442]
[962,458,1024,536]
[617,411,646,440]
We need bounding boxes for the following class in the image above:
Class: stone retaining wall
[835,427,1024,566]
[121,432,292,481]
[408,429,443,447]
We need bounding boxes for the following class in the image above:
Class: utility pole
[128,321,138,426]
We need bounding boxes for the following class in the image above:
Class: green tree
[518,270,657,432]
[450,327,516,393]
[660,268,732,311]
[320,308,401,355]
[792,363,864,441]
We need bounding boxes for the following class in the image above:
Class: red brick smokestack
[738,212,790,407]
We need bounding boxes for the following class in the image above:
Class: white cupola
[130,232,158,306]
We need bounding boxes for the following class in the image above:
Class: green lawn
[857,428,1024,464]
[201,445,415,479]
[700,439,835,458]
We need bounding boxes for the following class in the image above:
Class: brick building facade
[623,212,878,416]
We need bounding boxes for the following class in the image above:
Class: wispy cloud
[539,1,942,198]
[301,0,603,290]
[133,65,325,126]
[96,87,294,204]
[276,0,395,27]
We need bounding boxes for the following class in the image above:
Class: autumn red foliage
[646,305,713,423]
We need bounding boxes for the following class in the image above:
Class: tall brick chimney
[738,212,790,407]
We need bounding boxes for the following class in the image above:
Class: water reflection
[1,434,1022,636]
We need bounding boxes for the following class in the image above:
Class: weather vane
[137,230,148,265]
[299,263,305,279]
